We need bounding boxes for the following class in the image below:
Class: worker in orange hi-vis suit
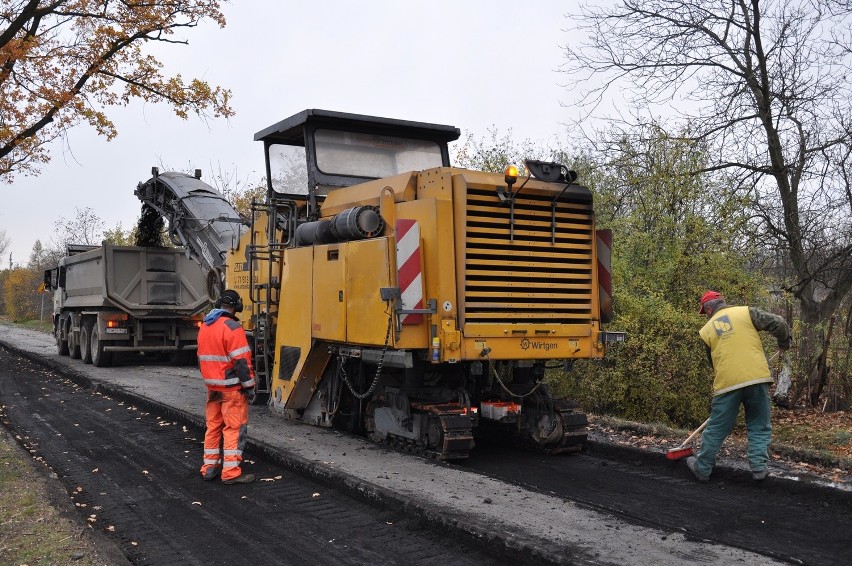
[197,289,257,484]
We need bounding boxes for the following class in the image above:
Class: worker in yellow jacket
[197,289,256,484]
[687,290,791,482]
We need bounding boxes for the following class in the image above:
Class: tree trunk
[792,309,836,408]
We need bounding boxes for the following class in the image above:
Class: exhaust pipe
[295,206,384,246]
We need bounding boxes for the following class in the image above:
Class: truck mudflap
[364,392,476,460]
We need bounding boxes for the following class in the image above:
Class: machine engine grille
[463,186,594,325]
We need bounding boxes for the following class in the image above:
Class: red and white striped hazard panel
[396,219,424,325]
[596,229,613,324]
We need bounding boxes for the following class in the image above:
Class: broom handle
[678,352,778,450]
[680,418,709,448]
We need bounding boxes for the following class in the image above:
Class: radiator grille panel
[463,187,594,324]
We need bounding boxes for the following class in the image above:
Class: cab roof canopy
[254,109,461,148]
[254,109,461,197]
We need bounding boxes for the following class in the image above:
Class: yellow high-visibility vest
[699,306,772,395]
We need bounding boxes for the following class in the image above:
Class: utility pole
[7,252,11,270]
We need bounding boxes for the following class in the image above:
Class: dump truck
[137,109,624,458]
[44,243,212,367]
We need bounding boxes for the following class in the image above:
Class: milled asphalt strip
[0,324,784,566]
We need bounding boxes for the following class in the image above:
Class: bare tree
[51,206,104,251]
[0,228,8,259]
[563,0,852,403]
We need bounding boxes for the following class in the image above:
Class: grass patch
[0,430,106,565]
[0,316,52,333]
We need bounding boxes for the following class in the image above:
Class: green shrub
[550,292,715,428]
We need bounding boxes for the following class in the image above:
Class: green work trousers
[694,383,772,478]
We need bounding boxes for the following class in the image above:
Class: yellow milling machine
[139,109,624,460]
[220,110,624,460]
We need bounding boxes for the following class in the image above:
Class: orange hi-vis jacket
[197,311,255,392]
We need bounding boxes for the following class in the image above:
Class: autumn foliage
[0,0,233,182]
[1,267,42,321]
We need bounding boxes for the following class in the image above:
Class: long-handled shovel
[665,418,709,461]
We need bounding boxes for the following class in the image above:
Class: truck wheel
[169,350,197,366]
[56,329,69,356]
[80,321,94,364]
[91,325,112,367]
[69,330,82,360]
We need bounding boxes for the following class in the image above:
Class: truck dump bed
[61,243,209,317]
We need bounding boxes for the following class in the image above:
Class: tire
[169,350,197,366]
[69,329,82,360]
[91,324,112,367]
[56,327,69,356]
[80,320,94,364]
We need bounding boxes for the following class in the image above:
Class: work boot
[222,473,255,485]
[686,457,709,482]
[752,469,769,481]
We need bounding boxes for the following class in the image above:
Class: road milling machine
[139,109,623,460]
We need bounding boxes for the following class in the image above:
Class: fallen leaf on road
[312,492,320,498]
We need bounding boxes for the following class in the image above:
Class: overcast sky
[3,0,590,267]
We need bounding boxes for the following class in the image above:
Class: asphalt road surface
[460,442,852,566]
[0,346,518,566]
[3,326,850,566]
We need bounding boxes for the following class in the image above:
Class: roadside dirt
[588,412,852,487]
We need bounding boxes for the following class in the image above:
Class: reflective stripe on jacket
[699,305,772,395]
[197,313,255,391]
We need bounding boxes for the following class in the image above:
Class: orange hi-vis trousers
[201,389,249,481]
